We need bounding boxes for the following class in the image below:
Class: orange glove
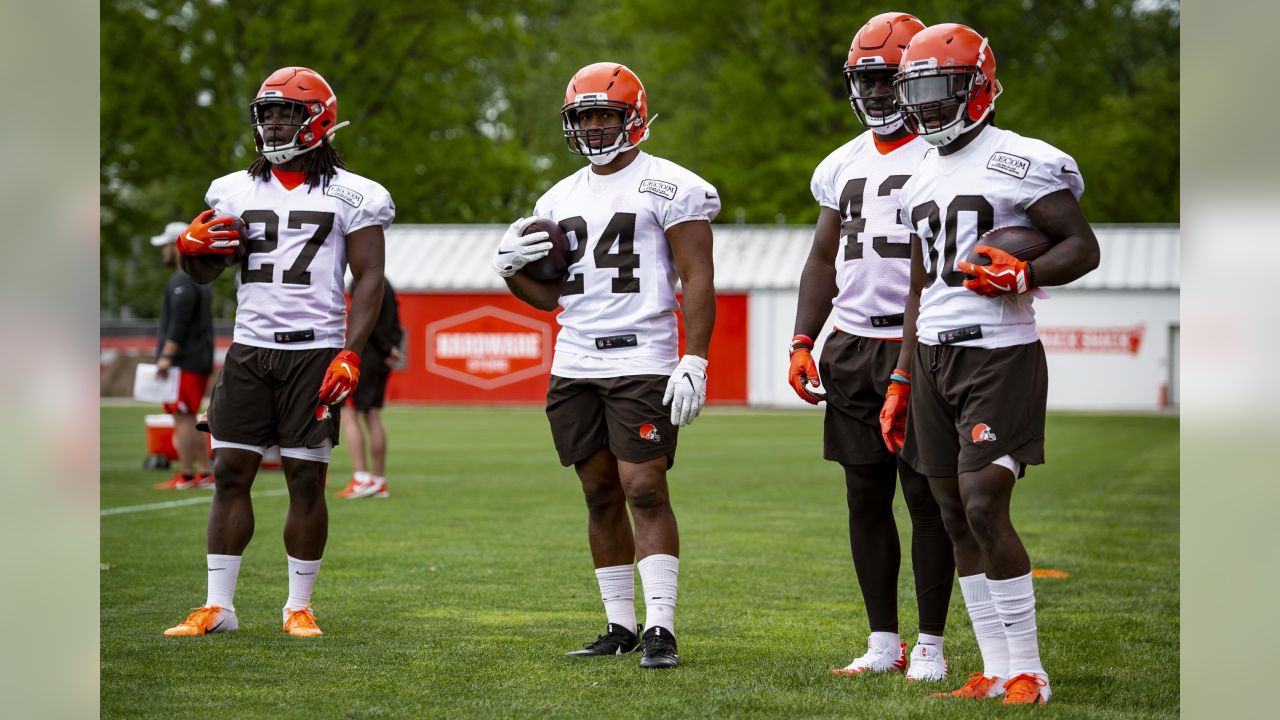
[178,209,242,257]
[787,334,825,404]
[879,369,912,453]
[318,350,361,404]
[957,245,1032,297]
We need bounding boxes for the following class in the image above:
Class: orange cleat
[154,474,197,490]
[1003,673,1051,704]
[335,476,377,499]
[283,607,323,638]
[930,672,1006,699]
[193,472,216,489]
[163,606,237,637]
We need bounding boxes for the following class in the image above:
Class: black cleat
[565,623,642,657]
[640,626,679,669]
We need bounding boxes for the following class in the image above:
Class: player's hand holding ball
[492,217,553,278]
[178,209,244,263]
[318,350,361,404]
[663,354,708,427]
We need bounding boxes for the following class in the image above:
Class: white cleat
[831,640,906,676]
[905,643,948,682]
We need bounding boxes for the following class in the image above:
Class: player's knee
[581,482,626,517]
[843,468,891,518]
[623,479,669,515]
[962,498,1004,544]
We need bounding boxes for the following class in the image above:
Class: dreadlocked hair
[246,141,347,190]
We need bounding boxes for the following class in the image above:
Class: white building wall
[748,289,1178,411]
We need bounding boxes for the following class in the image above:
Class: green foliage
[101,406,1179,718]
[101,0,1179,315]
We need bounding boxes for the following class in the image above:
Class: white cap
[150,221,189,247]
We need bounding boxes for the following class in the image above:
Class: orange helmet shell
[251,67,345,162]
[561,63,650,153]
[845,12,926,72]
[899,23,999,124]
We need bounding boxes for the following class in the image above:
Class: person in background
[152,220,215,490]
[336,278,403,499]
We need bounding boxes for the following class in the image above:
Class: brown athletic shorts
[352,365,390,411]
[546,374,678,468]
[207,342,342,449]
[818,330,902,466]
[903,340,1048,477]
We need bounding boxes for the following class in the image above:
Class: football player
[880,25,1100,704]
[495,62,718,669]
[790,11,954,683]
[163,67,394,639]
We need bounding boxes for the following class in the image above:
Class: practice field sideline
[101,405,1178,719]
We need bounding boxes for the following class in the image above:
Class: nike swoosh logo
[1003,622,1014,627]
[497,250,515,256]
[209,619,225,632]
[295,571,316,576]
[682,373,696,391]
[1061,164,1078,175]
[208,568,226,572]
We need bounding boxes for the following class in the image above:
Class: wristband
[889,368,911,385]
[1027,260,1037,289]
[789,334,815,355]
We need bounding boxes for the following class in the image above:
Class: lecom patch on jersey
[325,184,365,208]
[987,152,1030,179]
[638,179,677,200]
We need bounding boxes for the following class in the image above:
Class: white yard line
[101,488,290,517]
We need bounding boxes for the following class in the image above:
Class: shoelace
[286,607,318,629]
[954,672,993,695]
[645,634,675,655]
[181,606,220,629]
[1003,674,1044,702]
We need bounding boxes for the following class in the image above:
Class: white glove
[662,354,709,428]
[493,217,552,278]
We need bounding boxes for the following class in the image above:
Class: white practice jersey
[899,126,1084,349]
[534,151,720,378]
[205,168,395,350]
[811,132,931,339]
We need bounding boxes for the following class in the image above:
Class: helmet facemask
[251,97,345,164]
[895,50,1000,147]
[561,96,648,166]
[844,61,906,135]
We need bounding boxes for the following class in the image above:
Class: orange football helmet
[561,63,652,165]
[844,12,926,133]
[894,23,1002,146]
[250,67,350,164]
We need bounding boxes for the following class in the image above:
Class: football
[518,218,570,283]
[965,225,1053,266]
[204,216,248,267]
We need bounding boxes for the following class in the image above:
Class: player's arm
[663,218,715,427]
[788,207,841,403]
[880,234,925,453]
[503,273,561,312]
[1025,189,1101,287]
[317,225,385,405]
[668,219,715,358]
[344,225,386,356]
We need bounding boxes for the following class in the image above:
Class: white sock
[988,573,1047,678]
[354,470,371,483]
[594,564,637,634]
[637,554,679,634]
[869,631,900,651]
[285,556,322,619]
[205,554,242,612]
[959,573,1009,678]
[917,632,944,652]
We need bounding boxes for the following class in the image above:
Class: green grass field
[100,405,1178,718]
